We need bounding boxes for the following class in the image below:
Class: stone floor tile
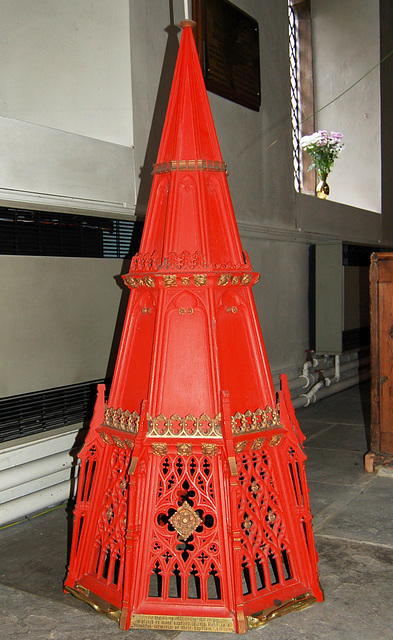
[304,423,368,452]
[0,584,174,640]
[297,397,367,426]
[307,481,362,520]
[318,476,393,546]
[304,447,366,486]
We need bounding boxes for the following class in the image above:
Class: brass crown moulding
[147,412,222,438]
[152,158,228,175]
[101,405,284,439]
[127,249,254,273]
[123,271,260,290]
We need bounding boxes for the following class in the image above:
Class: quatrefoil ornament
[169,500,202,540]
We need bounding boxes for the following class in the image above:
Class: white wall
[0,115,136,215]
[0,0,133,146]
[0,0,136,214]
[312,0,381,213]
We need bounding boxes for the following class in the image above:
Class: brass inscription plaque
[130,614,235,632]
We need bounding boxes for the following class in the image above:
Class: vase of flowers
[300,130,344,199]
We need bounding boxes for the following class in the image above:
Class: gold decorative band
[147,412,222,438]
[179,19,197,29]
[124,271,259,289]
[99,431,135,450]
[231,406,282,434]
[127,249,253,274]
[103,407,140,433]
[152,158,228,175]
[100,405,283,441]
[130,613,235,632]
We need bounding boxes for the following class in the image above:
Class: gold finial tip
[179,19,196,29]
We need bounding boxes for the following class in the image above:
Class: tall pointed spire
[108,21,275,418]
[134,20,249,283]
[157,21,223,163]
[65,20,323,635]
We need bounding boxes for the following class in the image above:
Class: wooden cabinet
[367,252,393,471]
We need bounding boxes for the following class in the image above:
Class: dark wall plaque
[192,0,261,111]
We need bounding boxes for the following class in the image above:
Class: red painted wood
[65,23,323,633]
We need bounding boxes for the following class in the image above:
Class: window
[288,1,315,194]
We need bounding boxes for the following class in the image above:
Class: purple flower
[299,129,344,180]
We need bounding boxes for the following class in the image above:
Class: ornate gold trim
[169,500,202,540]
[241,274,253,285]
[99,431,112,445]
[144,276,155,287]
[152,158,228,175]
[247,593,317,629]
[112,435,127,449]
[103,405,282,439]
[231,406,282,435]
[250,437,265,450]
[177,442,193,455]
[152,442,168,455]
[234,440,247,454]
[147,412,222,438]
[162,274,177,287]
[103,407,140,433]
[269,434,283,447]
[124,276,138,288]
[218,273,231,286]
[194,274,207,286]
[98,431,135,450]
[201,442,218,455]
[64,585,121,623]
[130,613,235,632]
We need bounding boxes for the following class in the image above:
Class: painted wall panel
[0,256,125,398]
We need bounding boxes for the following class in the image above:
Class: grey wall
[312,0,381,212]
[0,256,124,398]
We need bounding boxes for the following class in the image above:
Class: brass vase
[316,176,329,199]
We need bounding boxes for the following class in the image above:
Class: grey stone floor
[1,383,392,640]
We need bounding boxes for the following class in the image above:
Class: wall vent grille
[0,207,143,259]
[0,380,106,443]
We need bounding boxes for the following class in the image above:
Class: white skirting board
[0,425,82,527]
